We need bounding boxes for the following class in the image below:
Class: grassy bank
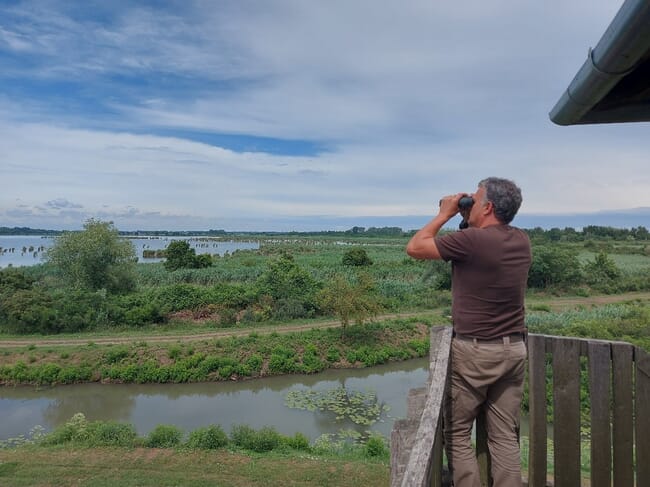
[0,318,433,386]
[0,447,389,487]
[0,413,389,487]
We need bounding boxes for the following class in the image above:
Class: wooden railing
[391,327,650,487]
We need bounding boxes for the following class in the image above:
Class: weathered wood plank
[612,343,634,487]
[527,334,548,487]
[390,419,420,487]
[551,337,581,487]
[587,341,611,487]
[400,326,453,487]
[635,347,650,486]
[430,413,444,487]
[407,387,428,420]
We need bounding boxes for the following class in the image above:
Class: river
[0,358,430,442]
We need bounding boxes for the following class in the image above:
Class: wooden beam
[551,337,581,487]
[527,334,548,487]
[587,340,612,487]
[612,343,634,487]
[401,326,453,487]
[635,347,650,485]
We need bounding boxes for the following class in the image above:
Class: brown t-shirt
[434,224,531,338]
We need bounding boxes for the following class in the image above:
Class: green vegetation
[3,225,648,338]
[163,240,212,271]
[45,219,137,293]
[1,225,648,484]
[0,319,431,386]
[0,413,389,487]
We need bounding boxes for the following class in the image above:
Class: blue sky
[1,0,649,231]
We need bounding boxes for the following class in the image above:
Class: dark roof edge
[549,0,650,126]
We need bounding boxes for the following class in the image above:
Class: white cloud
[0,0,648,230]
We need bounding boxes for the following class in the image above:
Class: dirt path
[529,290,650,311]
[1,292,648,348]
[0,312,428,348]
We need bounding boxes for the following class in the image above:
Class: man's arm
[405,194,463,260]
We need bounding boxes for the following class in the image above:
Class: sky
[1,0,649,231]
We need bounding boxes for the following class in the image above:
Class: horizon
[2,207,649,233]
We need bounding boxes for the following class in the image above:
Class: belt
[453,332,525,344]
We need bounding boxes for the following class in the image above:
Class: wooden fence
[391,327,650,487]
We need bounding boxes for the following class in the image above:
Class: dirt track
[1,292,648,348]
[0,312,427,348]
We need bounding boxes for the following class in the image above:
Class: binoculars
[438,196,474,210]
[437,195,474,229]
[458,196,474,210]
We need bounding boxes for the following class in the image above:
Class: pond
[0,358,430,442]
[0,235,259,268]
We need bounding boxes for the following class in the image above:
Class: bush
[87,421,137,447]
[42,413,89,445]
[342,248,373,266]
[186,425,228,449]
[364,433,388,457]
[146,424,183,448]
[164,240,212,271]
[283,432,310,451]
[230,424,282,452]
[45,219,136,293]
[528,245,583,289]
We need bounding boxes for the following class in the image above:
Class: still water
[0,358,430,441]
[0,236,259,268]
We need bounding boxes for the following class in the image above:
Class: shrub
[164,240,212,271]
[342,248,373,266]
[154,284,209,312]
[105,346,130,364]
[255,254,319,308]
[45,219,137,293]
[146,424,183,448]
[230,424,256,448]
[230,424,282,452]
[186,425,228,449]
[364,433,388,457]
[283,432,310,451]
[87,421,137,447]
[42,413,89,445]
[245,354,264,373]
[528,245,583,289]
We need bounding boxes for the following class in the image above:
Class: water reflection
[0,358,429,441]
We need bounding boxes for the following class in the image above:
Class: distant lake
[0,235,259,268]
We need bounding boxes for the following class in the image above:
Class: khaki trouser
[444,336,527,487]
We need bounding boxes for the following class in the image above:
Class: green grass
[0,446,389,487]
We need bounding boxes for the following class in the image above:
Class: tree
[584,251,621,289]
[527,245,583,289]
[164,240,212,271]
[46,219,136,293]
[342,247,373,266]
[318,272,382,334]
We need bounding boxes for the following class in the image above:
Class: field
[1,226,649,485]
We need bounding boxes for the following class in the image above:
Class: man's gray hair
[478,177,523,224]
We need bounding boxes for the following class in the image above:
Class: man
[406,177,531,487]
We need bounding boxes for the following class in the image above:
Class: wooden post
[527,334,548,487]
[612,343,634,487]
[551,337,581,487]
[587,341,612,487]
[635,347,650,485]
[400,326,453,487]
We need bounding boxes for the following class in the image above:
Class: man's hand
[407,193,467,260]
[438,193,465,219]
